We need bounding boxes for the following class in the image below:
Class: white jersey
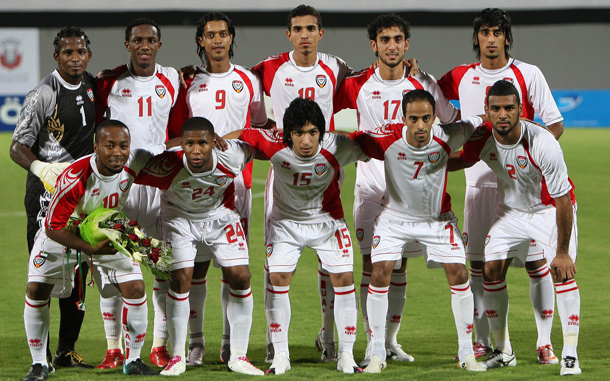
[335,66,459,200]
[350,117,480,221]
[240,128,366,223]
[438,58,562,186]
[252,51,351,130]
[96,63,179,153]
[459,120,575,213]
[45,150,151,231]
[135,141,255,221]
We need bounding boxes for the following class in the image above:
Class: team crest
[484,235,490,247]
[33,251,47,268]
[356,228,364,242]
[428,151,440,163]
[216,176,227,186]
[462,232,468,246]
[517,156,528,169]
[315,74,327,88]
[266,244,273,258]
[232,80,244,93]
[87,88,95,102]
[0,40,22,69]
[155,85,166,98]
[315,163,327,176]
[119,179,130,192]
[372,235,381,249]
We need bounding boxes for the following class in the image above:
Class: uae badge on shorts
[266,244,273,258]
[155,85,166,98]
[372,235,380,249]
[33,251,47,268]
[232,80,244,93]
[315,75,326,88]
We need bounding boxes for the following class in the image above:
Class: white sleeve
[248,71,269,127]
[533,133,572,198]
[418,72,459,123]
[528,66,563,126]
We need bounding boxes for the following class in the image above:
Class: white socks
[123,296,148,363]
[100,295,123,351]
[228,287,254,360]
[24,296,50,365]
[334,285,357,354]
[555,280,580,359]
[166,289,189,358]
[470,266,491,346]
[188,277,207,345]
[386,271,407,345]
[483,279,512,354]
[152,279,169,348]
[360,272,371,345]
[366,285,389,359]
[450,282,475,360]
[318,264,335,341]
[528,265,555,348]
[266,284,291,357]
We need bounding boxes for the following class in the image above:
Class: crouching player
[134,117,263,376]
[449,80,581,376]
[349,90,487,373]
[23,120,157,380]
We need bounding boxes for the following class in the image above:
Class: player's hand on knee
[550,254,576,283]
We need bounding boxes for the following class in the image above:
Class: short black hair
[282,98,325,148]
[486,80,520,105]
[181,116,215,137]
[53,27,91,55]
[367,14,410,42]
[472,8,513,60]
[196,12,236,62]
[402,89,436,115]
[94,119,130,143]
[125,18,161,42]
[287,4,323,30]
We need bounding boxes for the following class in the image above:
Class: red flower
[73,220,81,226]
[152,248,161,254]
[148,253,159,264]
[114,223,125,230]
[129,220,137,226]
[128,234,139,242]
[142,238,151,247]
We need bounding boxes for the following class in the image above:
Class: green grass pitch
[0,129,608,380]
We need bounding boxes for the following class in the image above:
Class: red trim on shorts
[230,290,253,298]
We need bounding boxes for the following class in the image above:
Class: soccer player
[10,26,96,373]
[437,8,563,362]
[22,120,158,380]
[334,13,459,366]
[449,80,581,376]
[350,89,487,373]
[95,18,179,369]
[227,98,366,375]
[251,4,353,362]
[167,12,271,365]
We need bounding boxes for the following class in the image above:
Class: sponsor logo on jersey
[266,244,273,257]
[0,39,22,69]
[462,232,468,246]
[284,78,294,87]
[119,179,130,192]
[503,77,514,84]
[517,155,528,169]
[372,235,380,249]
[281,161,290,169]
[489,152,497,161]
[315,74,327,88]
[269,322,282,332]
[181,181,191,189]
[216,176,227,186]
[428,151,440,163]
[530,239,537,247]
[345,326,356,335]
[232,80,244,93]
[33,251,47,268]
[568,314,579,326]
[541,309,553,318]
[75,95,84,106]
[315,163,327,176]
[91,188,100,196]
[199,83,208,92]
[472,76,480,85]
[121,88,132,97]
[155,85,166,98]
[372,90,381,100]
[87,88,95,102]
[484,235,490,246]
[356,228,364,242]
[397,152,408,160]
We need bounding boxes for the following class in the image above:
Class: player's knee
[26,282,52,300]
[121,280,146,299]
[483,261,504,281]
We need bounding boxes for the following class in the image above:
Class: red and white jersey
[45,150,152,231]
[350,117,479,221]
[95,63,179,153]
[167,64,267,139]
[134,140,255,221]
[239,128,366,223]
[438,58,562,186]
[459,121,575,213]
[335,67,459,199]
[252,51,351,130]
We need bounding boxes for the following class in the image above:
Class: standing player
[95,18,179,369]
[167,12,271,365]
[350,90,486,373]
[251,4,353,362]
[437,8,563,362]
[10,26,96,372]
[22,120,158,380]
[334,13,459,366]
[449,80,581,376]
[228,98,366,375]
[135,117,263,376]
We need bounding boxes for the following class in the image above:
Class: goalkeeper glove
[30,160,70,194]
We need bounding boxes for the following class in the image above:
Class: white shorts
[354,195,422,258]
[462,185,498,261]
[163,212,250,270]
[265,218,354,274]
[28,229,143,298]
[234,183,252,241]
[370,212,465,269]
[484,204,578,267]
[123,183,162,239]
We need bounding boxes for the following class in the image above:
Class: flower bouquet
[76,208,174,280]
